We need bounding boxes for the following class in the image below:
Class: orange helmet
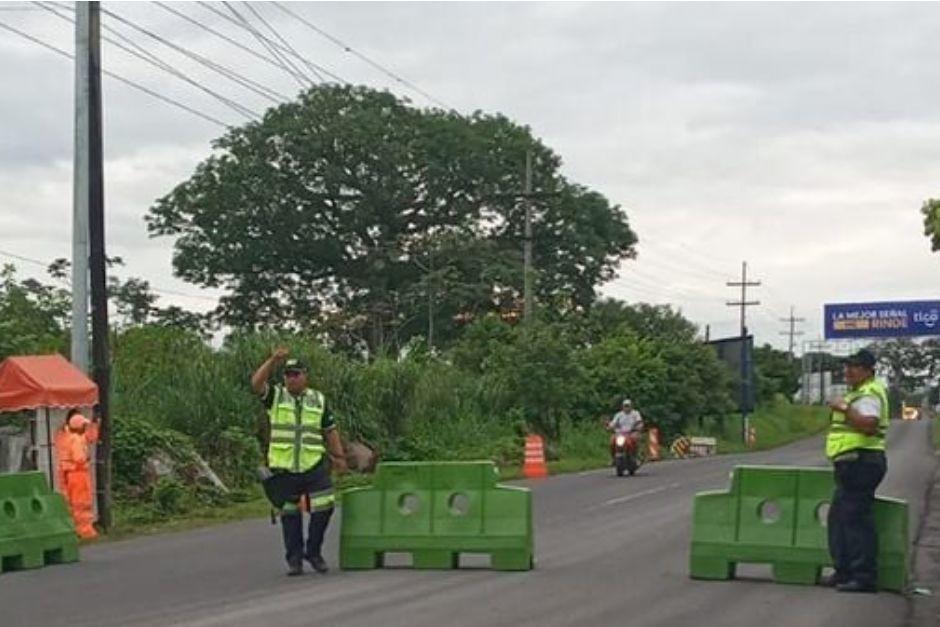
[68,414,89,430]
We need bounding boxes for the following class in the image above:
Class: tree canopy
[147,85,636,353]
[923,197,940,252]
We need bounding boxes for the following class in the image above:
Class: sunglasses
[284,370,305,378]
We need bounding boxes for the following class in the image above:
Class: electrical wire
[272,1,450,108]
[35,2,262,119]
[0,20,230,128]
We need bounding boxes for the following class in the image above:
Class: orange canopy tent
[0,355,98,412]
[0,355,98,487]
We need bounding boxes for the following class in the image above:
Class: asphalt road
[1,420,935,627]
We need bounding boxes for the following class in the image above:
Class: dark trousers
[828,450,886,587]
[281,507,334,563]
[262,460,333,564]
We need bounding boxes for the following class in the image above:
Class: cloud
[1,2,939,349]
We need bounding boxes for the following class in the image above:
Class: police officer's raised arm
[251,347,289,395]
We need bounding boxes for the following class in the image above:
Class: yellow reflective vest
[267,385,327,472]
[825,378,889,460]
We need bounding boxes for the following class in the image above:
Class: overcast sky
[2,1,939,353]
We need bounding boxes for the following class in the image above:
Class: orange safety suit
[54,417,99,539]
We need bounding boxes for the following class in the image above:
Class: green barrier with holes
[340,461,533,571]
[0,471,79,574]
[690,465,908,591]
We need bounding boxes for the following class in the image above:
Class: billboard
[824,300,940,339]
[707,335,755,414]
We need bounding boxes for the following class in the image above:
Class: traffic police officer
[251,347,348,576]
[825,349,889,593]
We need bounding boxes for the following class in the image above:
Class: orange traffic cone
[647,427,662,461]
[522,435,548,479]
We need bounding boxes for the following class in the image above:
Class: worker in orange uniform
[55,408,99,539]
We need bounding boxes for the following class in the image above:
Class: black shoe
[286,558,304,577]
[306,554,329,574]
[836,580,877,593]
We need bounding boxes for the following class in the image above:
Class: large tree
[147,85,636,353]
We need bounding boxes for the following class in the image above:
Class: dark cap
[844,349,877,369]
[283,358,308,372]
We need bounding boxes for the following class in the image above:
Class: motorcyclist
[607,398,645,452]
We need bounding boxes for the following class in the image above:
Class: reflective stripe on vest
[825,378,889,460]
[267,385,326,472]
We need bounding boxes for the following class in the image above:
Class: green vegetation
[688,399,830,454]
[0,85,830,538]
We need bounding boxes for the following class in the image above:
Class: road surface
[1,420,934,627]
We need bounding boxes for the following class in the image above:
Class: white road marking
[600,482,681,507]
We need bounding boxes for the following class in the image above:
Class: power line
[244,1,322,82]
[36,2,262,119]
[198,1,345,84]
[0,19,230,128]
[98,4,289,107]
[153,0,332,88]
[0,248,218,303]
[272,1,451,109]
[223,1,309,89]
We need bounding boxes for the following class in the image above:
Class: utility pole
[81,1,112,531]
[727,261,760,443]
[427,247,434,351]
[779,306,805,356]
[71,2,90,371]
[523,151,533,323]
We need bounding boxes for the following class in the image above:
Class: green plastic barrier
[340,461,533,571]
[690,465,908,592]
[0,471,79,574]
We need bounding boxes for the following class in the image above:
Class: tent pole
[45,407,54,487]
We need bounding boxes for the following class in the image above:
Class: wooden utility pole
[726,261,760,443]
[80,1,112,530]
[779,306,805,356]
[523,151,533,323]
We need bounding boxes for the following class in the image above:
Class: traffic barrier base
[341,461,534,571]
[689,465,908,592]
[1,472,79,574]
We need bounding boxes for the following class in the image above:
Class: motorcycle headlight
[615,435,627,447]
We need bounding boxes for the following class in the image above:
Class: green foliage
[923,197,940,252]
[146,85,636,354]
[152,477,188,515]
[112,414,199,489]
[753,344,801,403]
[0,264,69,360]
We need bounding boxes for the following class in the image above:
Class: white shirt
[609,409,643,434]
[850,395,881,419]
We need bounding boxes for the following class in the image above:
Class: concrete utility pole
[523,151,533,323]
[71,2,90,371]
[727,261,760,443]
[779,306,805,356]
[78,1,112,531]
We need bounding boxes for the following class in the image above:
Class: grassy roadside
[688,402,830,455]
[98,402,828,542]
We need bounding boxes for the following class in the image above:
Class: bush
[152,477,189,515]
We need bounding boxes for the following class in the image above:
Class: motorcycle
[610,431,643,477]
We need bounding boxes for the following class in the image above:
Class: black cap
[283,358,308,372]
[844,349,877,369]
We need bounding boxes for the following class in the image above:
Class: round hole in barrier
[3,500,15,519]
[816,502,830,527]
[31,498,44,515]
[449,493,470,517]
[759,500,781,524]
[398,493,420,516]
